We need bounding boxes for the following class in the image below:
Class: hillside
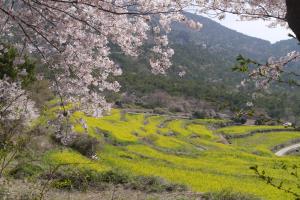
[171,13,272,61]
[5,102,300,199]
[3,2,300,200]
[171,12,300,69]
[116,12,300,81]
[112,12,300,121]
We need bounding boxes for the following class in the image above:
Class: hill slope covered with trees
[113,12,300,122]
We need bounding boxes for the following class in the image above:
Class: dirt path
[275,143,300,156]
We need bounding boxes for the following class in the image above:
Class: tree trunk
[286,0,300,41]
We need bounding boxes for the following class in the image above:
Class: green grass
[46,145,298,200]
[216,125,291,136]
[45,149,110,172]
[231,132,300,152]
[41,108,300,200]
[186,124,217,140]
[165,119,191,136]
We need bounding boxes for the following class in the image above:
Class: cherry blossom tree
[0,44,38,177]
[0,0,299,120]
[0,44,38,122]
[0,0,202,119]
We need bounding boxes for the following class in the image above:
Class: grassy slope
[216,125,291,136]
[43,108,300,200]
[231,132,300,151]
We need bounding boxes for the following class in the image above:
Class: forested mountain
[116,12,300,83]
[112,12,300,121]
[170,12,300,81]
[171,13,271,59]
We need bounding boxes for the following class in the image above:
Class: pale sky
[206,13,292,43]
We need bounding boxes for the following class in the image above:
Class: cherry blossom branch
[234,52,300,89]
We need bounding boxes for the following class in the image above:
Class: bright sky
[206,13,292,43]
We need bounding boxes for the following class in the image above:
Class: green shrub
[48,171,89,191]
[202,190,261,200]
[9,163,43,179]
[48,170,130,191]
[192,111,207,119]
[232,116,247,125]
[47,169,187,193]
[52,178,73,190]
[69,134,100,157]
[96,170,129,184]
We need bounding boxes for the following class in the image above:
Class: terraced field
[216,125,293,137]
[231,132,300,152]
[42,107,300,200]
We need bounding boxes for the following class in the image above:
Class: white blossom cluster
[0,78,38,123]
[179,70,187,77]
[197,0,287,27]
[249,51,300,89]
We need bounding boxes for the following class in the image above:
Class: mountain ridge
[172,12,300,61]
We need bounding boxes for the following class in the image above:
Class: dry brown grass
[0,179,203,200]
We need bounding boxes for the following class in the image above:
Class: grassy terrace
[216,125,292,136]
[41,108,300,200]
[231,132,300,153]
